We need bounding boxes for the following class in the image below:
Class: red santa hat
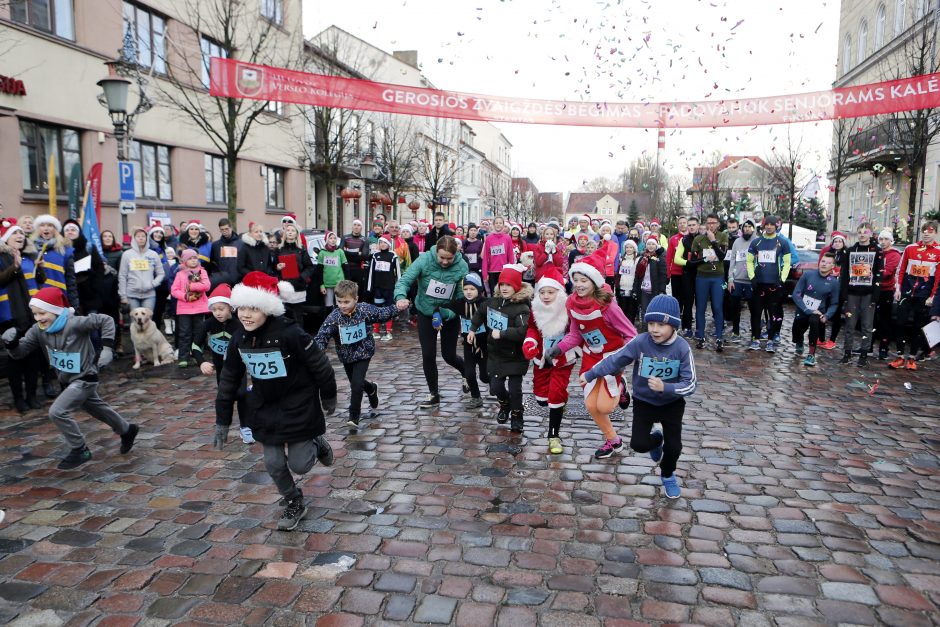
[497,263,526,292]
[0,218,23,243]
[536,265,566,293]
[579,214,591,223]
[207,283,233,308]
[231,271,294,316]
[185,219,203,232]
[830,231,847,242]
[280,213,298,225]
[148,224,165,236]
[33,214,62,233]
[569,248,607,287]
[650,219,661,228]
[29,287,73,316]
[378,236,393,249]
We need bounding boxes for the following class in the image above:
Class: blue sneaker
[748,340,760,351]
[662,474,681,499]
[765,340,776,353]
[649,429,664,465]
[803,354,817,367]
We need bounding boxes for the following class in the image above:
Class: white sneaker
[382,333,393,342]
[239,427,255,444]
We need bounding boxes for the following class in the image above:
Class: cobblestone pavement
[0,313,939,626]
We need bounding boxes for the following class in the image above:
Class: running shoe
[548,437,563,455]
[594,437,624,459]
[661,474,681,499]
[649,429,664,465]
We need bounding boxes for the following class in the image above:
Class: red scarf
[567,288,611,317]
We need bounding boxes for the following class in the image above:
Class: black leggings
[873,289,894,351]
[680,272,696,331]
[630,398,684,478]
[896,296,931,356]
[343,359,375,418]
[490,374,523,411]
[7,342,42,401]
[823,303,843,343]
[487,272,500,296]
[792,314,823,350]
[417,313,464,395]
[751,283,783,340]
[463,342,489,399]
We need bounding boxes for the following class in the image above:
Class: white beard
[531,293,569,338]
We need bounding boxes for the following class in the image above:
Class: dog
[129,307,176,369]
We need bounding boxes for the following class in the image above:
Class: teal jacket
[393,246,469,320]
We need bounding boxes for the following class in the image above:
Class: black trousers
[750,283,783,340]
[630,398,685,478]
[463,342,489,399]
[873,289,895,351]
[153,285,170,326]
[680,271,696,331]
[343,359,375,419]
[896,296,931,356]
[617,293,638,324]
[416,313,464,395]
[792,314,823,349]
[727,282,752,335]
[490,374,523,411]
[487,272,501,296]
[1,323,41,402]
[176,313,205,362]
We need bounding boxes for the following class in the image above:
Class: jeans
[842,293,875,354]
[127,296,156,312]
[630,398,685,478]
[176,313,205,362]
[490,374,523,411]
[694,276,725,340]
[262,439,320,500]
[416,312,464,395]
[342,359,375,419]
[750,283,783,340]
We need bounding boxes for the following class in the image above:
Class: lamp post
[96,32,152,243]
[359,154,376,224]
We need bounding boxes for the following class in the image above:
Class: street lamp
[359,154,376,223]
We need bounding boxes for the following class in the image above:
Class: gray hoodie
[728,235,753,284]
[118,241,164,300]
[8,313,115,384]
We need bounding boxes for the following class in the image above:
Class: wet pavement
[0,313,938,626]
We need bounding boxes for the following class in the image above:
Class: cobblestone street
[0,319,939,626]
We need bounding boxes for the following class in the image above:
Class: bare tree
[505,177,538,225]
[828,117,857,232]
[417,118,461,211]
[765,127,808,239]
[578,176,618,193]
[374,113,421,222]
[157,0,301,229]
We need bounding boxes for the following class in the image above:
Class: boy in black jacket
[366,236,401,341]
[839,222,884,366]
[216,272,337,531]
[441,273,489,409]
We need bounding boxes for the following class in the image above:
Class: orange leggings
[584,378,619,441]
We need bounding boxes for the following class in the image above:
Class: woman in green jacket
[394,236,469,409]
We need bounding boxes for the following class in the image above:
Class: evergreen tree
[794,197,827,233]
[628,199,639,225]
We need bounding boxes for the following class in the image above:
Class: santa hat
[33,214,62,233]
[399,224,414,235]
[634,221,646,229]
[569,248,607,287]
[650,219,661,228]
[230,271,294,317]
[149,224,165,236]
[579,214,591,223]
[185,220,203,232]
[29,287,73,316]
[378,236,393,248]
[830,231,847,243]
[497,263,526,292]
[280,213,298,225]
[536,265,565,293]
[207,283,233,308]
[0,218,23,243]
[646,236,660,249]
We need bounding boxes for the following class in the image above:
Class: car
[785,249,821,295]
[302,229,327,260]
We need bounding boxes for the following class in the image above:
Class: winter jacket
[666,232,684,277]
[690,231,729,279]
[792,269,840,320]
[897,240,940,299]
[314,303,398,364]
[317,248,347,289]
[0,239,44,331]
[441,296,488,347]
[216,315,337,444]
[170,266,211,315]
[100,245,123,309]
[118,240,164,300]
[462,238,484,273]
[367,250,401,292]
[33,235,79,309]
[276,241,315,298]
[193,315,240,371]
[425,224,453,251]
[746,234,792,285]
[237,233,276,280]
[179,231,213,270]
[633,248,667,296]
[840,242,884,300]
[210,232,242,287]
[879,247,902,292]
[6,312,115,385]
[728,235,753,284]
[393,245,469,320]
[470,282,533,377]
[71,235,106,313]
[532,238,567,282]
[481,232,513,276]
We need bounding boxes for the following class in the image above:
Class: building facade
[564,192,653,224]
[686,156,781,218]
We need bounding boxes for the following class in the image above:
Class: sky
[303,0,842,195]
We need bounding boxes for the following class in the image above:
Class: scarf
[44,310,70,334]
[567,290,609,317]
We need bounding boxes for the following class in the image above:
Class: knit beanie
[643,294,681,329]
[207,283,233,308]
[29,287,72,316]
[878,228,894,243]
[180,249,199,262]
[463,273,483,289]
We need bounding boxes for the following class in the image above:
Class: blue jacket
[792,269,840,320]
[314,303,398,364]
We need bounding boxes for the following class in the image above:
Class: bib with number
[544,334,564,351]
[487,309,509,331]
[639,356,680,379]
[48,348,80,374]
[220,246,238,258]
[735,250,747,262]
[129,258,151,271]
[802,295,822,311]
[702,248,717,262]
[581,328,607,347]
[323,256,339,267]
[757,249,776,264]
[723,250,733,262]
[909,262,932,278]
[489,244,505,256]
[425,279,454,300]
[466,253,478,264]
[239,349,287,379]
[208,335,229,355]
[339,322,367,345]
[375,260,391,272]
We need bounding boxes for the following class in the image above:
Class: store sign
[0,73,26,97]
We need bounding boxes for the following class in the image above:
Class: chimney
[393,50,418,68]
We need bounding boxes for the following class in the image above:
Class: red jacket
[666,232,684,277]
[531,239,567,282]
[879,247,902,292]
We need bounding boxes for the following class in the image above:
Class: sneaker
[905,358,917,371]
[760,329,768,340]
[765,340,775,353]
[58,446,91,470]
[915,351,929,362]
[840,352,852,365]
[819,340,837,350]
[465,397,483,409]
[178,360,189,369]
[618,385,631,410]
[346,414,361,427]
[748,340,760,351]
[794,343,804,356]
[462,378,470,394]
[548,437,563,455]
[715,339,724,353]
[495,402,509,424]
[120,424,139,454]
[27,397,42,410]
[803,354,817,367]
[13,398,27,414]
[382,332,393,342]
[239,427,255,444]
[594,437,624,459]
[857,353,869,367]
[773,335,781,344]
[661,474,681,499]
[315,435,334,466]
[367,383,379,409]
[695,338,705,350]
[878,347,889,360]
[729,333,741,344]
[649,429,664,466]
[888,356,906,369]
[277,496,308,531]
[683,329,693,339]
[418,394,440,409]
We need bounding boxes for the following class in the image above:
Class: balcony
[845,119,914,170]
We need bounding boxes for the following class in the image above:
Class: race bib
[466,253,478,264]
[375,260,391,272]
[735,250,747,262]
[702,248,717,262]
[724,250,733,261]
[581,329,607,348]
[544,334,564,351]
[425,279,454,299]
[48,348,80,374]
[323,256,339,267]
[758,249,776,264]
[239,349,286,379]
[909,262,933,278]
[802,295,821,311]
[339,322,367,345]
[220,246,238,258]
[129,258,150,271]
[490,244,505,256]
[487,309,509,331]
[208,335,229,355]
[460,317,472,334]
[848,251,875,286]
[639,356,680,379]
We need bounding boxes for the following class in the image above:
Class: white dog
[129,307,176,369]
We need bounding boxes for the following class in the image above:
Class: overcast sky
[303,0,841,195]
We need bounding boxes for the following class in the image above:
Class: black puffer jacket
[470,282,533,377]
[633,247,668,297]
[216,315,337,444]
[237,233,276,280]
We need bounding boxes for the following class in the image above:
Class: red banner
[211,57,940,129]
[86,163,102,224]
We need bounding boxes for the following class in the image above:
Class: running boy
[217,271,336,531]
[581,294,695,499]
[315,279,400,427]
[2,287,138,469]
[366,235,401,341]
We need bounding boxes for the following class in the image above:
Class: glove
[521,338,539,360]
[543,345,560,361]
[545,240,556,254]
[213,424,229,450]
[1,327,18,345]
[97,347,113,368]
[322,397,337,416]
[431,311,443,331]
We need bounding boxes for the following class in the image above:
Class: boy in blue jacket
[791,252,841,367]
[581,294,696,499]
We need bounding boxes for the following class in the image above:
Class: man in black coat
[210,218,242,289]
[340,219,370,296]
[424,212,453,251]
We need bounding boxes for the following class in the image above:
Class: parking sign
[118,161,135,202]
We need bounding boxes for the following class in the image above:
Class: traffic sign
[119,201,136,215]
[118,161,135,201]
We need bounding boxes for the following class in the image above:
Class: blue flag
[79,185,104,258]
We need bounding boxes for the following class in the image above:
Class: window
[201,36,227,89]
[916,0,927,18]
[857,20,868,65]
[205,154,227,204]
[842,34,852,75]
[896,0,906,34]
[19,120,81,194]
[265,100,283,115]
[265,166,285,209]
[260,0,283,24]
[129,140,172,200]
[10,0,74,39]
[876,4,887,48]
[123,2,166,74]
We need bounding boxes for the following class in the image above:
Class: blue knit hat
[463,272,483,289]
[643,294,681,328]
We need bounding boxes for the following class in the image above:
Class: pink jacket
[170,266,210,315]
[482,232,514,275]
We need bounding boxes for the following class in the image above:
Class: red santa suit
[522,267,577,409]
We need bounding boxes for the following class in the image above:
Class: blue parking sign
[118,161,135,201]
